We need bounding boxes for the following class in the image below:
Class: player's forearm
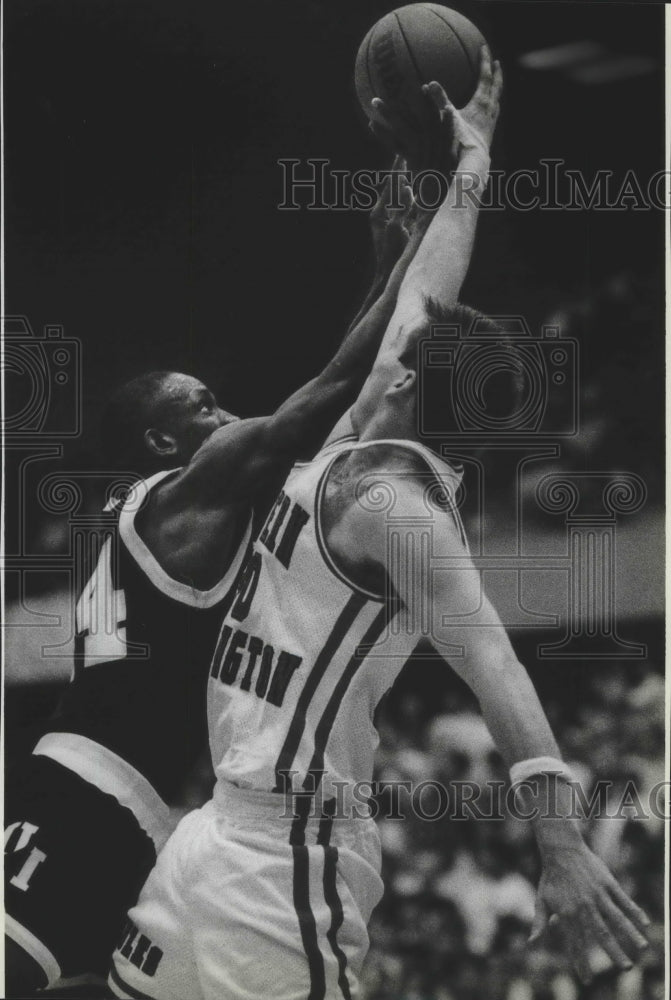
[346,245,399,335]
[346,280,385,337]
[322,219,429,384]
[457,650,583,851]
[396,146,490,313]
[458,649,560,770]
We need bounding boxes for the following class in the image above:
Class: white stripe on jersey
[33,733,174,851]
[118,469,253,609]
[5,914,62,986]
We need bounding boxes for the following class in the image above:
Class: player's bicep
[330,488,391,573]
[389,497,517,674]
[176,416,282,502]
[376,292,427,357]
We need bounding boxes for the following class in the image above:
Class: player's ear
[389,369,416,394]
[144,427,178,458]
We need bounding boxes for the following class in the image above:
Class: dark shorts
[4,754,157,983]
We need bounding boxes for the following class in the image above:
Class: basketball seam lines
[364,26,376,105]
[386,12,436,135]
[393,11,426,86]
[427,7,477,83]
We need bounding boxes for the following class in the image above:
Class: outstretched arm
[339,476,650,983]
[323,170,434,448]
[375,48,502,351]
[162,178,430,507]
[346,155,422,335]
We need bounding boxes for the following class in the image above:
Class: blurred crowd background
[4,1,666,998]
[361,647,665,1000]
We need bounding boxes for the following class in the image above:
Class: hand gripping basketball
[370,46,502,173]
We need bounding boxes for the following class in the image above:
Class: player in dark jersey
[4,172,436,995]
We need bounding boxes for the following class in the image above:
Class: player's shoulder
[329,442,434,527]
[351,440,463,526]
[353,439,446,486]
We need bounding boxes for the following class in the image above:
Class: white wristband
[509,756,575,786]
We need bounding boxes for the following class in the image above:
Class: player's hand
[422,47,502,163]
[531,841,650,982]
[369,94,451,176]
[369,45,501,173]
[370,158,434,265]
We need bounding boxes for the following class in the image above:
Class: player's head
[352,301,516,442]
[100,371,238,474]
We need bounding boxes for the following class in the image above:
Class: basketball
[355,4,486,130]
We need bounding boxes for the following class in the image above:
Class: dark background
[5,0,665,444]
[4,3,666,998]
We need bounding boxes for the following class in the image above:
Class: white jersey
[207,437,465,804]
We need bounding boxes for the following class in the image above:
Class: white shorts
[108,783,384,1000]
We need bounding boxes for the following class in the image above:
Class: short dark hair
[424,298,503,337]
[100,371,174,473]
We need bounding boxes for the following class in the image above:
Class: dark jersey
[48,469,253,805]
[4,470,253,986]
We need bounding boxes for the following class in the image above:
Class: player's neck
[357,410,416,445]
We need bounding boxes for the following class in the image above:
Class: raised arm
[160,182,431,508]
[346,156,414,334]
[376,48,502,349]
[326,50,504,448]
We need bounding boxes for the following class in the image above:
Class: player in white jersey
[110,61,649,1000]
[4,160,433,995]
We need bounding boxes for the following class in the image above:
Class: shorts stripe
[292,845,326,1000]
[108,964,158,1000]
[316,797,336,847]
[4,914,61,986]
[323,845,352,1000]
[289,793,314,847]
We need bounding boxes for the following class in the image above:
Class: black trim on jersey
[314,457,386,603]
[303,605,393,794]
[273,594,367,793]
[314,441,468,601]
[292,846,326,1000]
[108,964,156,1000]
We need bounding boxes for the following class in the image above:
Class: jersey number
[4,822,47,892]
[75,536,129,668]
